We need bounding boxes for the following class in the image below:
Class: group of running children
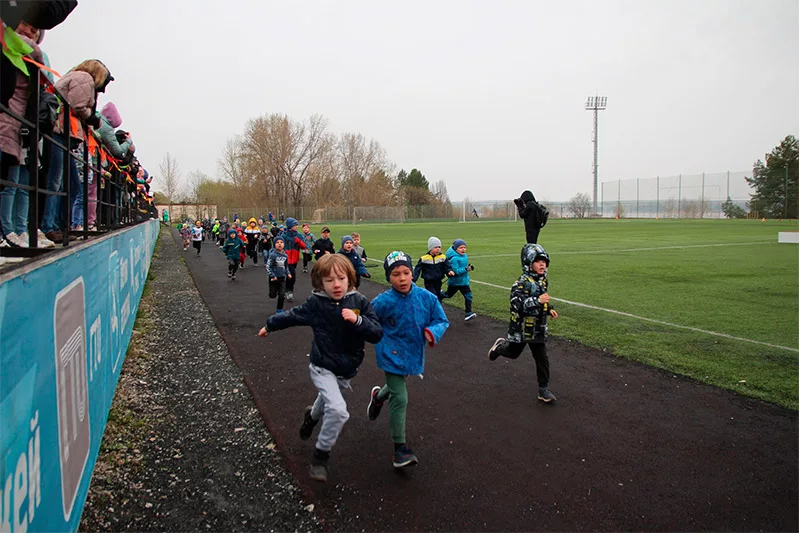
[233,217,560,484]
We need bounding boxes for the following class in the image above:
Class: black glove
[467,264,475,271]
[513,198,523,207]
[363,272,371,278]
[85,113,101,129]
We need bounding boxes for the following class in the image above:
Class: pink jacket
[0,35,43,164]
[54,70,96,139]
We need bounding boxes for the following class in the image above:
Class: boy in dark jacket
[514,190,548,244]
[312,226,336,259]
[258,254,383,483]
[488,244,559,403]
[412,236,453,301]
[266,236,289,313]
[221,228,244,280]
[338,235,371,288]
[278,217,307,301]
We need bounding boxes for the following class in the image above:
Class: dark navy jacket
[265,291,383,378]
[338,248,369,276]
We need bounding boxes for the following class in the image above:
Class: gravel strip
[79,228,322,532]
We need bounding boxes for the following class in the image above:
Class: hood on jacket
[248,217,258,227]
[100,102,122,128]
[520,190,535,203]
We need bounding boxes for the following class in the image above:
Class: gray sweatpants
[308,363,352,452]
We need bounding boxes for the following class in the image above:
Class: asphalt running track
[173,230,798,532]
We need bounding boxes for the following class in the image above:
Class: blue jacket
[445,246,471,287]
[339,248,369,276]
[221,236,244,261]
[266,291,383,378]
[266,249,288,278]
[371,285,449,376]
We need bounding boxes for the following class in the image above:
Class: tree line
[155,113,450,216]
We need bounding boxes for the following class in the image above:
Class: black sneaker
[367,386,384,420]
[488,337,505,361]
[303,267,308,273]
[299,406,318,440]
[537,387,557,403]
[464,312,477,321]
[309,448,329,483]
[393,445,418,468]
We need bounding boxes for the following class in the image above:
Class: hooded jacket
[445,246,471,287]
[278,227,307,264]
[338,247,369,276]
[517,190,547,232]
[312,236,335,259]
[507,270,553,344]
[221,231,244,260]
[371,284,449,376]
[266,291,383,379]
[0,32,41,162]
[92,102,132,158]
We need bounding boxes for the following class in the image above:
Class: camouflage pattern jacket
[507,272,553,344]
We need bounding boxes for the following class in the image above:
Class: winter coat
[257,231,273,253]
[412,252,451,283]
[445,247,471,287]
[371,284,449,376]
[338,248,369,276]
[507,272,553,344]
[517,190,547,232]
[0,33,41,163]
[222,235,244,261]
[301,232,315,254]
[278,228,307,265]
[266,249,288,278]
[54,70,97,135]
[266,291,383,379]
[313,237,335,259]
[92,105,132,158]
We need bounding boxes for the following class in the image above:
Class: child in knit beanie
[412,236,453,301]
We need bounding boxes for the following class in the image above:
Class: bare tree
[567,192,592,218]
[431,180,451,205]
[159,153,181,213]
[336,133,391,208]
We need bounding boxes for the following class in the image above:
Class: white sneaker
[72,225,83,232]
[6,232,28,248]
[36,230,56,248]
[0,256,24,266]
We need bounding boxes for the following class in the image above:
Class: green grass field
[329,218,799,409]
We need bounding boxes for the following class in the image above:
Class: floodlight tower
[585,96,607,216]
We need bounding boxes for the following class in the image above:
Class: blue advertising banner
[0,220,159,532]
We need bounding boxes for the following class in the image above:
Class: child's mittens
[362,272,371,278]
[423,328,435,346]
[467,264,475,271]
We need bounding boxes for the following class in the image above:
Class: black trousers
[228,259,239,276]
[494,341,550,387]
[444,284,472,313]
[302,253,313,269]
[424,279,444,301]
[269,277,286,310]
[192,240,201,254]
[525,228,541,244]
[246,238,259,264]
[286,263,298,291]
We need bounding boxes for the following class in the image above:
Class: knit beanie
[100,102,123,128]
[383,251,413,281]
[341,235,354,246]
[452,239,467,249]
[427,236,442,251]
[273,235,285,245]
[285,217,298,229]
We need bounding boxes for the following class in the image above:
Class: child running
[313,226,335,259]
[412,236,453,301]
[487,244,559,403]
[367,251,449,469]
[443,238,476,321]
[257,254,383,483]
[338,235,371,288]
[221,228,244,280]
[351,232,367,264]
[191,220,203,256]
[300,223,315,273]
[266,236,289,313]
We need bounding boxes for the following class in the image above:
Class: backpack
[538,203,549,228]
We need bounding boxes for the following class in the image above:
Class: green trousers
[377,372,408,444]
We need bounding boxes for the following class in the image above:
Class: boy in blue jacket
[266,236,289,313]
[443,239,476,321]
[221,228,244,280]
[338,235,371,288]
[368,251,449,469]
[258,254,383,483]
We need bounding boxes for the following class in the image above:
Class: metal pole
[785,166,789,219]
[636,178,639,219]
[678,174,682,219]
[726,170,730,199]
[701,172,705,219]
[593,108,599,216]
[617,178,620,217]
[656,176,660,219]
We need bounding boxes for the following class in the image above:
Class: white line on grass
[467,241,775,259]
[468,278,798,353]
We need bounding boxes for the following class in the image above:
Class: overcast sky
[43,0,798,202]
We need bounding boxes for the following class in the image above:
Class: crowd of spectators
[1,0,157,267]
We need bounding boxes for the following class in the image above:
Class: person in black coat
[312,226,336,259]
[514,190,548,244]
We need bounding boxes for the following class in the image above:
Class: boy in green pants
[368,251,449,468]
